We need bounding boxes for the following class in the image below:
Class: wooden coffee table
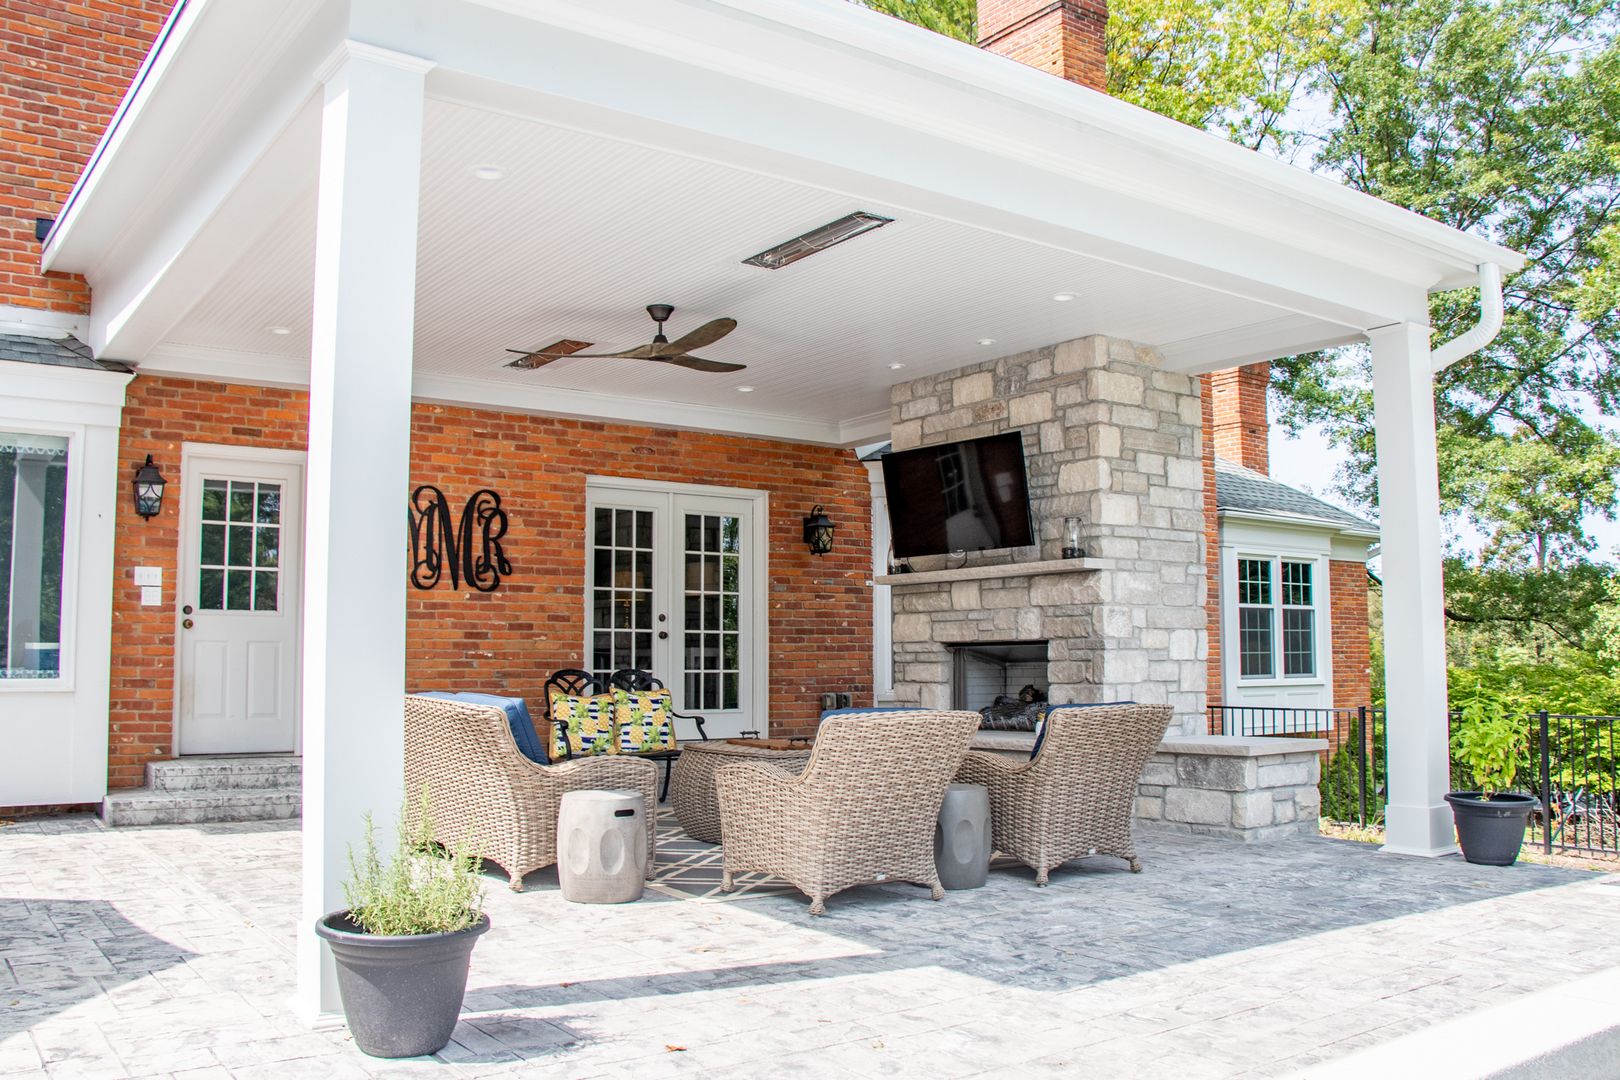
[670,739,813,843]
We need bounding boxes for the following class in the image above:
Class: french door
[584,479,766,738]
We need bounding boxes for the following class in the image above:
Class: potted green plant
[1445,686,1536,866]
[315,789,489,1058]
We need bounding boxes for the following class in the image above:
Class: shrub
[343,787,485,936]
[1449,683,1529,799]
[1320,715,1384,824]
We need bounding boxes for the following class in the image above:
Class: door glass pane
[588,504,656,683]
[198,568,223,610]
[254,571,278,611]
[200,523,225,565]
[199,479,279,612]
[201,479,227,520]
[682,513,743,711]
[226,570,252,610]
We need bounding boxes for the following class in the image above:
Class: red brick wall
[110,378,311,788]
[1208,362,1270,473]
[1330,558,1371,708]
[977,0,1107,92]
[1201,374,1221,712]
[0,0,173,313]
[108,374,873,787]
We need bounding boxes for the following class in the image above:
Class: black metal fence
[1207,705,1620,857]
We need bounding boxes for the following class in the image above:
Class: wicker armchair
[713,710,981,915]
[955,703,1173,883]
[404,694,659,891]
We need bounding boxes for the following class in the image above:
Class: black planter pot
[316,911,490,1058]
[1445,791,1536,866]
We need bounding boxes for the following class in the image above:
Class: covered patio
[37,0,1525,1021]
[3,812,1617,1077]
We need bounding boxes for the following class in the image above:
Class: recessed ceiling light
[977,338,996,346]
[1051,293,1076,302]
[736,385,755,393]
[743,211,894,270]
[888,362,906,370]
[267,326,292,335]
[472,165,505,181]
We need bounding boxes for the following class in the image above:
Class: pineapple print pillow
[613,688,677,753]
[548,690,618,758]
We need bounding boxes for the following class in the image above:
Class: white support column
[1368,321,1456,857]
[296,41,433,1021]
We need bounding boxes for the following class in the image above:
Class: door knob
[658,631,669,640]
[182,604,193,615]
[182,618,194,630]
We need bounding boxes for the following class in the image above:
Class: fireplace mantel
[874,557,1111,587]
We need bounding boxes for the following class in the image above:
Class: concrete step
[100,786,301,827]
[146,755,302,794]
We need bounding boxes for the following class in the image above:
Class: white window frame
[1221,543,1331,692]
[0,418,84,693]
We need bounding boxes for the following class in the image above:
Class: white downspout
[1430,262,1504,373]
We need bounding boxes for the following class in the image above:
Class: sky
[1268,421,1620,566]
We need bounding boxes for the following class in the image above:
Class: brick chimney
[1209,363,1271,474]
[976,1,1108,92]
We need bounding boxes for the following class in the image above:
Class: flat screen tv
[881,431,1035,558]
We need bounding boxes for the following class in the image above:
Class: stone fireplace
[878,335,1207,735]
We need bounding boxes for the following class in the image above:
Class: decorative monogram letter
[408,485,511,592]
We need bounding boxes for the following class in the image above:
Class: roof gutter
[1430,262,1504,373]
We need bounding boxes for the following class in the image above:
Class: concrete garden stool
[557,789,647,904]
[934,783,992,890]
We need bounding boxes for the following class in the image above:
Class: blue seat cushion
[420,691,549,764]
[1031,701,1136,759]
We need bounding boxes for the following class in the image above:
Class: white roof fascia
[1219,508,1381,542]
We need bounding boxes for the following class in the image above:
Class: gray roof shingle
[0,333,132,373]
[1216,457,1378,535]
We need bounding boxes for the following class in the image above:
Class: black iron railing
[1207,704,1620,857]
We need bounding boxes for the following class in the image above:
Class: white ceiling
[156,98,1332,437]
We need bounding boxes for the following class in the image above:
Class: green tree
[853,0,976,41]
[1269,0,1620,560]
[1107,0,1354,153]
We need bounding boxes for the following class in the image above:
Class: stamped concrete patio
[3,813,1617,1079]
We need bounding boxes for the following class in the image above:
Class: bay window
[1,431,69,680]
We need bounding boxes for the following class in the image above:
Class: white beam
[1369,321,1456,858]
[296,39,433,1021]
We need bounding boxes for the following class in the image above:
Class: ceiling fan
[505,304,744,373]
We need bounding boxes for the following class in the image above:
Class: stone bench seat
[968,730,1326,841]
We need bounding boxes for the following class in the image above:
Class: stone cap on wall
[1158,734,1330,757]
[971,730,1329,757]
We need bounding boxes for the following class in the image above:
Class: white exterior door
[176,448,304,754]
[584,479,766,738]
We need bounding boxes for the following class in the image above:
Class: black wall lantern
[803,504,835,556]
[132,454,167,519]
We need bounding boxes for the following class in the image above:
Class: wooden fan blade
[505,339,592,369]
[661,354,747,373]
[666,318,737,354]
[504,349,561,370]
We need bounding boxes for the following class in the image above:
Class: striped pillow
[548,690,618,758]
[614,688,677,753]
